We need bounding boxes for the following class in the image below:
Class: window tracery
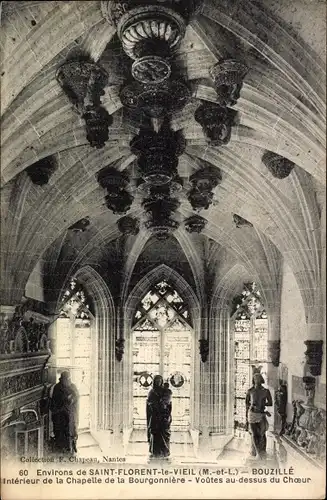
[233,282,269,435]
[132,280,192,430]
[133,280,191,329]
[59,278,93,322]
[55,277,93,430]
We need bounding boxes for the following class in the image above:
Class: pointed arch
[53,265,116,432]
[124,264,201,334]
[121,264,202,432]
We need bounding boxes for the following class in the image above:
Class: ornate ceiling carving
[262,151,295,179]
[184,215,207,234]
[120,78,191,118]
[117,216,140,235]
[0,0,325,311]
[233,214,253,228]
[194,102,235,146]
[68,218,91,233]
[56,59,113,149]
[97,167,134,214]
[25,157,57,186]
[209,59,248,107]
[187,164,222,212]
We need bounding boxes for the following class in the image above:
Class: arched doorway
[132,280,193,432]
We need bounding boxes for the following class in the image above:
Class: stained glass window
[60,278,93,319]
[155,281,170,295]
[141,290,160,311]
[233,282,268,434]
[55,278,93,431]
[148,304,175,327]
[132,281,192,431]
[132,280,191,328]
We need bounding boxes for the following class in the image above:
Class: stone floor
[77,432,277,467]
[126,429,196,459]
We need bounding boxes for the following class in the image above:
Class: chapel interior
[0,0,326,468]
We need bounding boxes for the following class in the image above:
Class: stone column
[198,304,231,458]
[112,305,124,450]
[303,292,324,380]
[265,299,281,434]
[46,320,57,385]
[198,305,210,456]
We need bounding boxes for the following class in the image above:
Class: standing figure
[274,382,287,435]
[245,373,272,460]
[50,371,79,454]
[146,375,172,460]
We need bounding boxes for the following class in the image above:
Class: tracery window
[55,278,93,431]
[132,281,192,431]
[232,282,268,436]
[133,281,191,327]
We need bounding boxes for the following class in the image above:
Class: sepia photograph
[0,1,326,499]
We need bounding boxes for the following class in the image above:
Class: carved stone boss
[56,59,113,149]
[195,59,248,146]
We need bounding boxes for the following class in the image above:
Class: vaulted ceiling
[1,0,326,313]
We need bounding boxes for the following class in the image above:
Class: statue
[146,375,172,460]
[287,396,326,464]
[245,373,273,460]
[50,371,79,454]
[274,381,287,435]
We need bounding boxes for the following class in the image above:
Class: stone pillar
[198,305,210,456]
[112,305,124,449]
[303,300,324,380]
[198,304,231,458]
[265,299,281,434]
[46,320,57,385]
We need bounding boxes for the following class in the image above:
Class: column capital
[268,340,281,367]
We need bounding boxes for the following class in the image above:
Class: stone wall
[279,261,325,418]
[25,260,45,302]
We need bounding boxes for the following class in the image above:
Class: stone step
[130,430,193,444]
[78,432,99,448]
[126,441,195,458]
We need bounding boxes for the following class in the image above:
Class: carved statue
[288,398,326,463]
[245,373,273,461]
[50,371,79,454]
[274,382,287,435]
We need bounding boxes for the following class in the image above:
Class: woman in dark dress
[50,371,79,454]
[146,375,172,459]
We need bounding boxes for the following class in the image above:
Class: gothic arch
[53,265,116,432]
[121,264,202,432]
[124,264,201,335]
